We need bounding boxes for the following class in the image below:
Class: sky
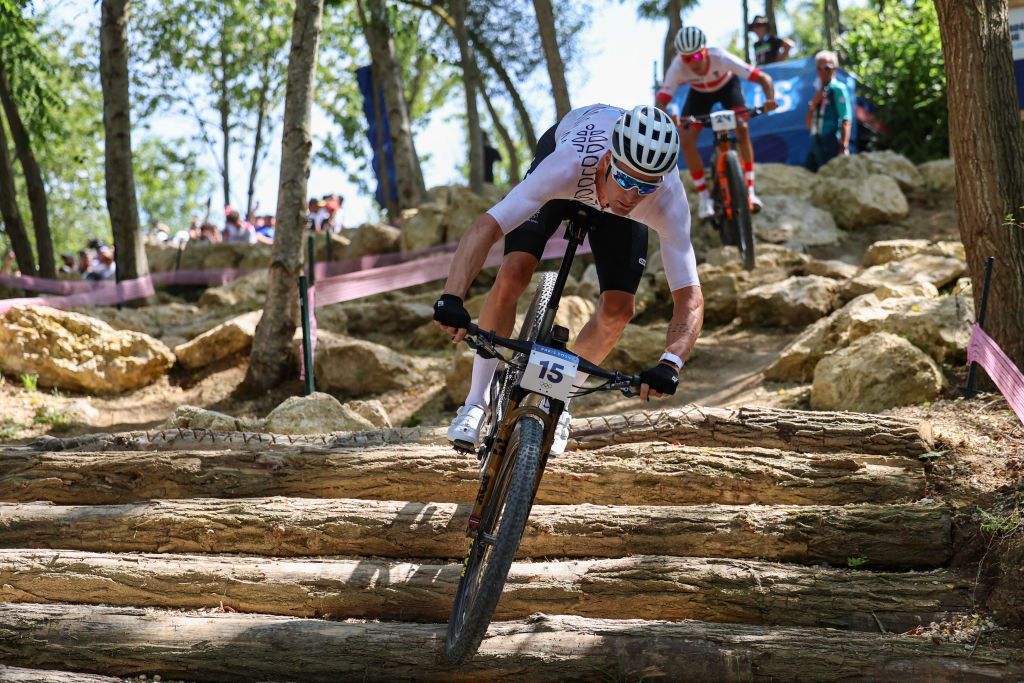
[46,0,857,226]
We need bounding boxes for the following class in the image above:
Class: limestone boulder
[918,158,955,193]
[446,346,476,405]
[345,222,401,258]
[555,296,596,341]
[312,233,351,263]
[264,392,375,434]
[924,240,966,262]
[818,151,923,191]
[698,270,743,325]
[738,275,840,328]
[0,306,174,394]
[313,332,414,396]
[576,264,601,300]
[337,300,435,336]
[400,203,447,252]
[602,325,665,374]
[846,294,974,363]
[874,282,939,300]
[800,259,859,281]
[753,196,843,248]
[841,254,967,300]
[346,399,392,428]
[173,311,261,370]
[754,163,819,200]
[82,303,204,339]
[198,269,268,309]
[863,239,932,267]
[811,175,909,229]
[444,185,495,243]
[161,405,263,432]
[704,244,809,273]
[811,333,944,412]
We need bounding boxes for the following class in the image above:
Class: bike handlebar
[679,105,768,129]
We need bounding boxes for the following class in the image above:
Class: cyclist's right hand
[433,293,471,342]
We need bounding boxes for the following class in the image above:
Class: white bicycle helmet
[611,105,680,176]
[673,26,706,55]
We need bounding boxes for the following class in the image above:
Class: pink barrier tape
[0,276,156,316]
[0,274,100,295]
[967,323,1024,426]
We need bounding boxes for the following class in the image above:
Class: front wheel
[723,150,755,271]
[444,415,544,664]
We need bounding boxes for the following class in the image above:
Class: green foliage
[846,555,868,568]
[19,372,37,391]
[0,418,18,440]
[134,137,213,231]
[32,405,70,431]
[0,1,65,139]
[839,0,948,162]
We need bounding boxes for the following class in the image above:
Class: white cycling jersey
[486,104,699,292]
[657,46,758,98]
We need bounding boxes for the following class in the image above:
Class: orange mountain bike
[682,105,766,271]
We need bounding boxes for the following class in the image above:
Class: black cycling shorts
[681,75,746,117]
[503,123,649,295]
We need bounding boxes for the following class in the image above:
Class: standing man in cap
[747,15,794,66]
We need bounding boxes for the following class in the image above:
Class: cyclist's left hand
[638,362,679,401]
[763,99,779,112]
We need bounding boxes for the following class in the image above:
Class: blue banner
[356,65,399,208]
[1011,5,1024,111]
[668,57,858,167]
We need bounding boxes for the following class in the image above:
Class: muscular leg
[680,127,704,179]
[736,121,754,166]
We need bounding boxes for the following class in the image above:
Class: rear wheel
[723,150,755,270]
[444,415,544,663]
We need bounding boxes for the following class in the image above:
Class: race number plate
[520,344,579,402]
[710,110,737,132]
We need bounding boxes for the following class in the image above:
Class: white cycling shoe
[748,188,764,214]
[448,404,486,449]
[697,193,715,220]
[550,410,572,456]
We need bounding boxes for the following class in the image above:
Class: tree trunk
[451,0,484,193]
[0,114,36,276]
[242,0,324,392]
[217,27,232,211]
[823,0,840,50]
[361,0,426,210]
[0,498,951,567]
[532,0,571,119]
[99,0,148,287]
[4,604,1023,682]
[934,0,1024,369]
[742,0,751,63]
[0,443,925,507]
[765,0,778,36]
[0,549,972,631]
[0,62,55,279]
[480,86,520,184]
[665,0,683,79]
[0,666,120,683]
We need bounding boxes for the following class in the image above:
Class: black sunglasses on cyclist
[610,157,662,195]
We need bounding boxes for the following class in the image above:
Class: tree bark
[361,0,426,210]
[0,499,951,568]
[823,0,840,50]
[765,0,778,36]
[217,17,232,211]
[480,84,520,183]
[532,0,571,120]
[451,0,484,193]
[742,0,751,63]
[100,0,148,286]
[665,0,683,80]
[2,605,1022,682]
[0,62,55,279]
[0,113,35,276]
[934,0,1024,369]
[0,666,120,683]
[242,0,324,392]
[0,549,972,632]
[0,443,925,506]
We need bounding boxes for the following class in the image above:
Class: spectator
[307,198,325,231]
[59,253,76,275]
[86,246,116,281]
[255,214,275,244]
[483,133,502,184]
[223,209,243,242]
[747,15,793,66]
[200,222,222,243]
[317,194,342,233]
[804,50,852,172]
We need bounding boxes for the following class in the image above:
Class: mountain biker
[654,26,778,220]
[433,104,705,456]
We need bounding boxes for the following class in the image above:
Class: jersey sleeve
[834,82,853,122]
[633,179,700,291]
[716,48,757,82]
[485,145,576,233]
[657,57,685,101]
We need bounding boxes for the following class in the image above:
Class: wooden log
[0,443,925,507]
[0,666,121,682]
[0,499,951,568]
[0,549,972,632]
[1,604,1021,682]
[569,406,933,456]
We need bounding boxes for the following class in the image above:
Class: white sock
[464,354,499,408]
[699,189,711,201]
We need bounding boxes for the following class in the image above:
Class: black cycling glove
[639,363,679,395]
[433,293,471,329]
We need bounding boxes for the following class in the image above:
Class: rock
[313,333,414,396]
[953,277,972,298]
[400,203,447,252]
[346,399,392,429]
[753,196,843,248]
[576,264,600,300]
[754,163,819,200]
[811,333,944,412]
[841,254,967,300]
[198,270,268,309]
[800,259,859,280]
[312,233,351,262]
[172,311,261,370]
[80,302,205,339]
[918,158,955,193]
[924,240,966,262]
[698,271,743,325]
[847,294,974,363]
[602,325,665,374]
[738,275,840,327]
[264,393,375,434]
[811,175,909,229]
[443,186,494,243]
[345,222,401,258]
[161,405,261,432]
[874,282,939,300]
[314,305,348,335]
[337,301,435,336]
[863,239,932,267]
[445,346,476,405]
[554,296,596,340]
[704,244,809,272]
[818,151,923,191]
[0,307,174,395]
[763,294,880,382]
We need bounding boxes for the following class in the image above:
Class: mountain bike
[444,210,642,664]
[682,105,766,271]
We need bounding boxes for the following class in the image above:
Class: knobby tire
[724,150,755,271]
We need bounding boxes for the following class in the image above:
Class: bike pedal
[451,440,477,455]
